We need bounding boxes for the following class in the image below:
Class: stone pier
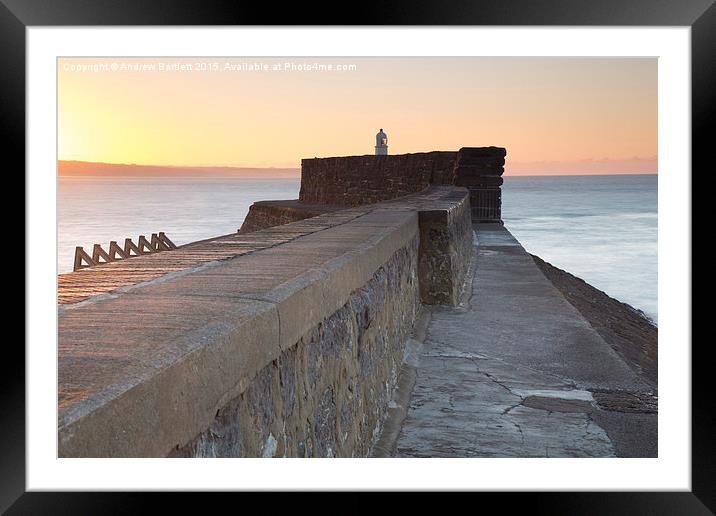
[57,146,656,458]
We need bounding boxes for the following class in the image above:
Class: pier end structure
[240,146,506,233]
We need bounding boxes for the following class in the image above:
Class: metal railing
[469,188,502,222]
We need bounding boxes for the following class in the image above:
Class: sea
[58,174,657,322]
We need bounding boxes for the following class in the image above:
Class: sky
[58,57,657,175]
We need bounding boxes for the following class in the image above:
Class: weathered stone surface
[418,191,473,305]
[591,389,658,413]
[250,215,418,352]
[239,200,340,234]
[393,223,656,458]
[313,386,337,457]
[299,151,458,206]
[58,297,280,458]
[175,237,420,457]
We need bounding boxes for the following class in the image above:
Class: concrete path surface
[391,224,657,458]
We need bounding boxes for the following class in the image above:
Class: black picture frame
[6,0,710,512]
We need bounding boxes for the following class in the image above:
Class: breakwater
[58,145,657,458]
[58,185,473,457]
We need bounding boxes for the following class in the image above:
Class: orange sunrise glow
[58,57,657,175]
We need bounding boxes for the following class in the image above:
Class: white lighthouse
[375,128,388,155]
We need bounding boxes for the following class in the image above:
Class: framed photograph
[8,0,710,512]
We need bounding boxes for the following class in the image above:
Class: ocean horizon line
[58,172,658,179]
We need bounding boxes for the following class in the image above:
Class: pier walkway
[390,224,657,458]
[57,210,368,305]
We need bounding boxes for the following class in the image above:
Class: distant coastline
[59,159,657,179]
[58,160,301,178]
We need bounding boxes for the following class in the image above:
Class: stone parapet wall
[58,186,471,457]
[294,147,505,222]
[299,151,458,206]
[172,239,419,457]
[238,200,338,234]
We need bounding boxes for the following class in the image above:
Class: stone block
[454,164,505,177]
[455,175,504,187]
[457,146,507,159]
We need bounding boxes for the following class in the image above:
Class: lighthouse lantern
[375,128,388,155]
